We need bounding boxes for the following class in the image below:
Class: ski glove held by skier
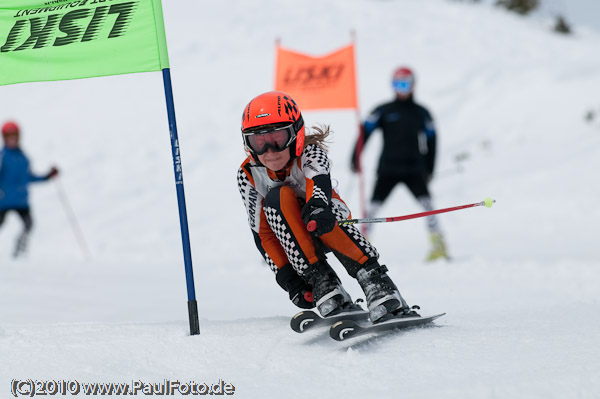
[301,197,336,237]
[276,264,314,309]
[46,166,59,179]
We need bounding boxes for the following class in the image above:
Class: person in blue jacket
[0,121,58,258]
[351,67,449,261]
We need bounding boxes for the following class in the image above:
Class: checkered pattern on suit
[263,199,309,275]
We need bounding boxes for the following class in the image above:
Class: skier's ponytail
[303,124,332,152]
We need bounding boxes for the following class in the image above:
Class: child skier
[0,121,59,257]
[236,91,418,323]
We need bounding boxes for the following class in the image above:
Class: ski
[329,313,446,341]
[290,309,370,333]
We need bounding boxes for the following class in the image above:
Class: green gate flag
[0,0,169,86]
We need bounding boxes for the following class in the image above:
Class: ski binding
[290,308,370,333]
[330,313,446,341]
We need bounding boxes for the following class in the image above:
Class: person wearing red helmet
[237,91,419,323]
[1,121,59,258]
[351,67,449,261]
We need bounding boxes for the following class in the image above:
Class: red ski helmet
[2,121,19,137]
[241,91,305,161]
[392,67,415,95]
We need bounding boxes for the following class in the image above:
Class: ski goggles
[243,124,296,155]
[392,78,414,94]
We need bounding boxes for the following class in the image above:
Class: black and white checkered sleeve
[300,144,330,179]
[301,145,333,205]
[237,166,263,234]
[237,167,279,273]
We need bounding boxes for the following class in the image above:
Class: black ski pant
[370,172,440,233]
[0,208,33,257]
[371,172,430,203]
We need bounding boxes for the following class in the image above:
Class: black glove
[276,264,314,309]
[301,197,336,237]
[46,166,59,179]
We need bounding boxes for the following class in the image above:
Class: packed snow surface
[1,0,600,398]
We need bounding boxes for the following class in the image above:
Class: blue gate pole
[161,68,200,335]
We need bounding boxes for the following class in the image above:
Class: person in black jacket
[351,67,448,261]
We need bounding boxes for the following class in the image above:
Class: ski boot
[303,260,356,317]
[356,261,415,323]
[426,232,449,262]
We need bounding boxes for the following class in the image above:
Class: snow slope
[2,0,600,398]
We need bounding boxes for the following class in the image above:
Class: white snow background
[1,0,600,398]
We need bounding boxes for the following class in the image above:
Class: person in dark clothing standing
[351,67,448,261]
[0,121,58,258]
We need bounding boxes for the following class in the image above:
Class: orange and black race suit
[237,144,379,278]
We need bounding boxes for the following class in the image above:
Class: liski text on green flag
[0,0,169,86]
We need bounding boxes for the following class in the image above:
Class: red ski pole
[307,198,495,231]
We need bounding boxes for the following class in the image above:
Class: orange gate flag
[275,44,358,111]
